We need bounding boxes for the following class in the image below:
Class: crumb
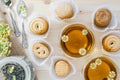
[80,10,82,13]
[3,12,7,15]
[44,0,51,4]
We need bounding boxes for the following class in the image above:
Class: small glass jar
[0,56,35,80]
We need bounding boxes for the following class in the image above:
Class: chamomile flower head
[90,63,97,69]
[18,5,26,15]
[82,29,88,35]
[61,35,69,42]
[79,48,86,56]
[109,71,116,79]
[95,58,102,65]
[107,77,114,80]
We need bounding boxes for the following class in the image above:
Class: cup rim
[59,23,96,59]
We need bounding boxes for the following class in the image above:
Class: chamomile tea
[60,24,95,58]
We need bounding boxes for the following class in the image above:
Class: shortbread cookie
[55,3,74,19]
[94,8,112,28]
[54,60,71,77]
[30,17,48,35]
[102,34,120,52]
[32,42,50,59]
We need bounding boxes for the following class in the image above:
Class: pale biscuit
[32,42,50,59]
[30,17,48,35]
[55,3,74,19]
[102,34,120,52]
[54,60,71,77]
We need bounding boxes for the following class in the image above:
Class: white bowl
[92,5,117,32]
[50,0,79,22]
[49,56,76,80]
[28,39,53,66]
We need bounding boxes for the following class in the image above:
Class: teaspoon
[17,0,28,48]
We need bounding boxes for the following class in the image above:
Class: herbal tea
[60,24,95,58]
[84,57,117,80]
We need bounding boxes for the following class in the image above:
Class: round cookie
[94,8,112,28]
[55,3,74,19]
[102,34,120,52]
[30,17,48,35]
[32,42,50,59]
[54,60,71,77]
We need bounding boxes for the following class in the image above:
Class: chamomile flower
[18,5,26,14]
[61,35,69,42]
[12,75,16,80]
[82,29,88,35]
[107,77,114,80]
[109,71,116,79]
[90,63,97,69]
[0,22,12,57]
[78,48,86,56]
[9,66,15,73]
[95,58,102,65]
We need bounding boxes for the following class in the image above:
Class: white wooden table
[0,0,120,80]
